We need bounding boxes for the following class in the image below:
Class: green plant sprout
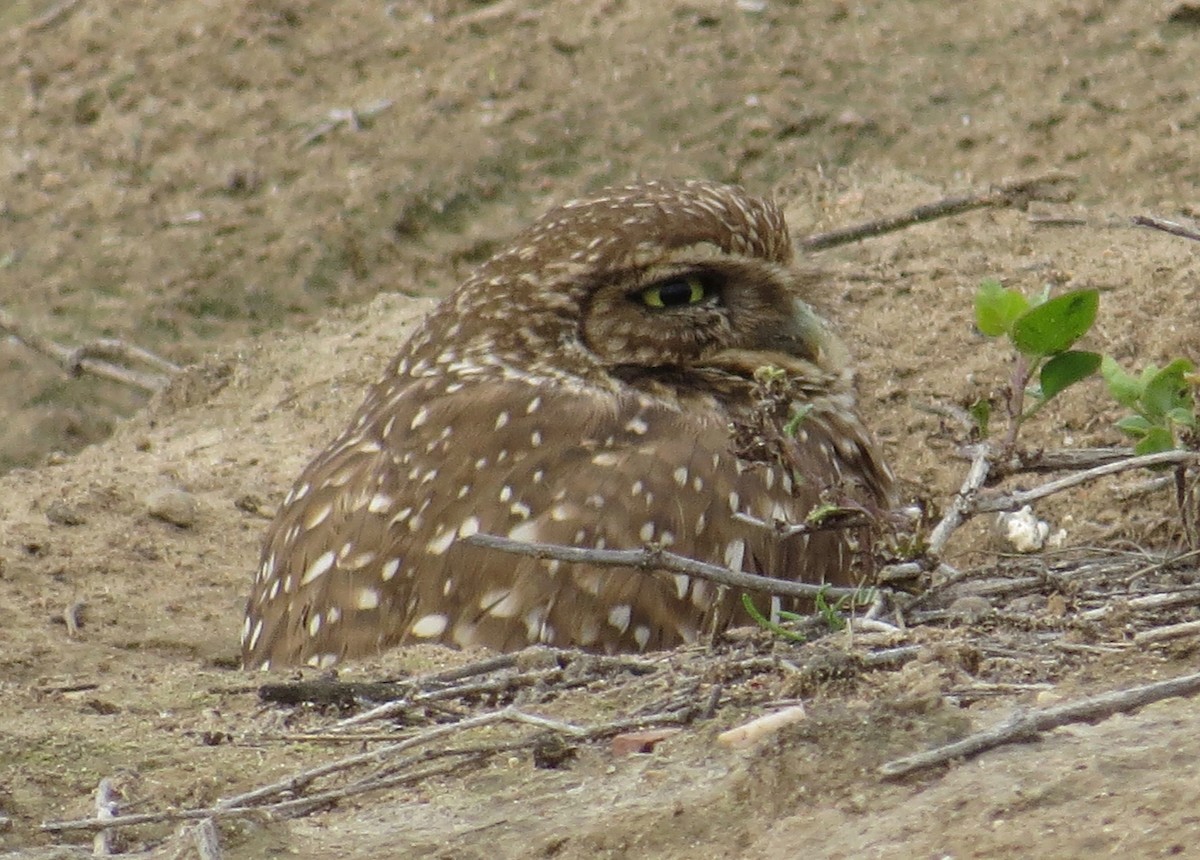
[741,585,876,642]
[740,593,807,642]
[973,279,1102,450]
[975,279,1200,458]
[1101,356,1198,455]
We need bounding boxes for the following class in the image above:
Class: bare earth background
[2,0,1200,857]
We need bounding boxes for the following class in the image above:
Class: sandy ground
[3,0,1200,856]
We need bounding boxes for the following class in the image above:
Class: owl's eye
[634,276,712,309]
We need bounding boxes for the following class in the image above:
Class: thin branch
[881,669,1200,779]
[193,819,223,860]
[70,339,181,377]
[42,706,580,835]
[926,444,993,556]
[42,757,480,834]
[325,668,564,731]
[732,508,879,538]
[92,778,117,856]
[1079,585,1200,621]
[983,446,1135,479]
[461,533,872,601]
[42,702,692,836]
[1134,618,1200,645]
[299,99,396,147]
[1132,214,1200,243]
[1027,214,1087,227]
[23,0,84,32]
[974,450,1200,513]
[0,308,178,393]
[214,709,517,812]
[798,172,1076,252]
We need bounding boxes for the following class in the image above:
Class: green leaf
[1115,415,1153,438]
[1101,355,1143,410]
[974,279,1028,337]
[968,398,991,438]
[1039,350,1101,401]
[805,502,843,524]
[1010,289,1099,356]
[1167,406,1198,429]
[1142,358,1195,421]
[1134,425,1176,455]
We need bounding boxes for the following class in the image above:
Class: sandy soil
[3,0,1200,857]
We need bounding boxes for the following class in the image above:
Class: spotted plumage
[241,179,893,670]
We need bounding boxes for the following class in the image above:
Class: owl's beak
[753,299,828,365]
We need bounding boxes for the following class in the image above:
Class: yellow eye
[636,276,709,309]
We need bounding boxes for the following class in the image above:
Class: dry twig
[974,450,1200,513]
[983,446,1136,478]
[881,669,1200,778]
[1133,618,1200,645]
[92,778,117,856]
[926,445,992,556]
[0,308,179,393]
[42,702,691,837]
[23,0,84,32]
[462,533,874,602]
[1132,214,1200,243]
[798,172,1076,252]
[193,819,223,860]
[300,99,396,147]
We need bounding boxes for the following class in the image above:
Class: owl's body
[242,180,892,670]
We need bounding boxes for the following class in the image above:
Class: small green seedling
[974,280,1102,447]
[784,403,813,437]
[1101,356,1198,455]
[741,585,876,642]
[740,593,807,642]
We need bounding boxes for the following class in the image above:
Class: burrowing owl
[242,180,892,670]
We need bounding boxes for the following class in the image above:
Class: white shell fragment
[995,505,1067,553]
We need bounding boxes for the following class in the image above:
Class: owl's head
[438,180,846,384]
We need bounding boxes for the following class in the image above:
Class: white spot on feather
[427,527,456,556]
[411,613,448,638]
[458,516,481,538]
[724,539,746,572]
[368,494,393,514]
[300,550,335,586]
[355,588,381,610]
[633,625,651,650]
[608,604,632,632]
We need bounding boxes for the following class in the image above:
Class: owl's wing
[242,375,882,668]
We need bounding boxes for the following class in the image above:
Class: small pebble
[46,501,86,526]
[146,488,199,528]
[947,595,994,622]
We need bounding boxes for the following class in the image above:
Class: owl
[241,179,893,670]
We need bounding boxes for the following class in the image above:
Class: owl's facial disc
[578,258,836,373]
